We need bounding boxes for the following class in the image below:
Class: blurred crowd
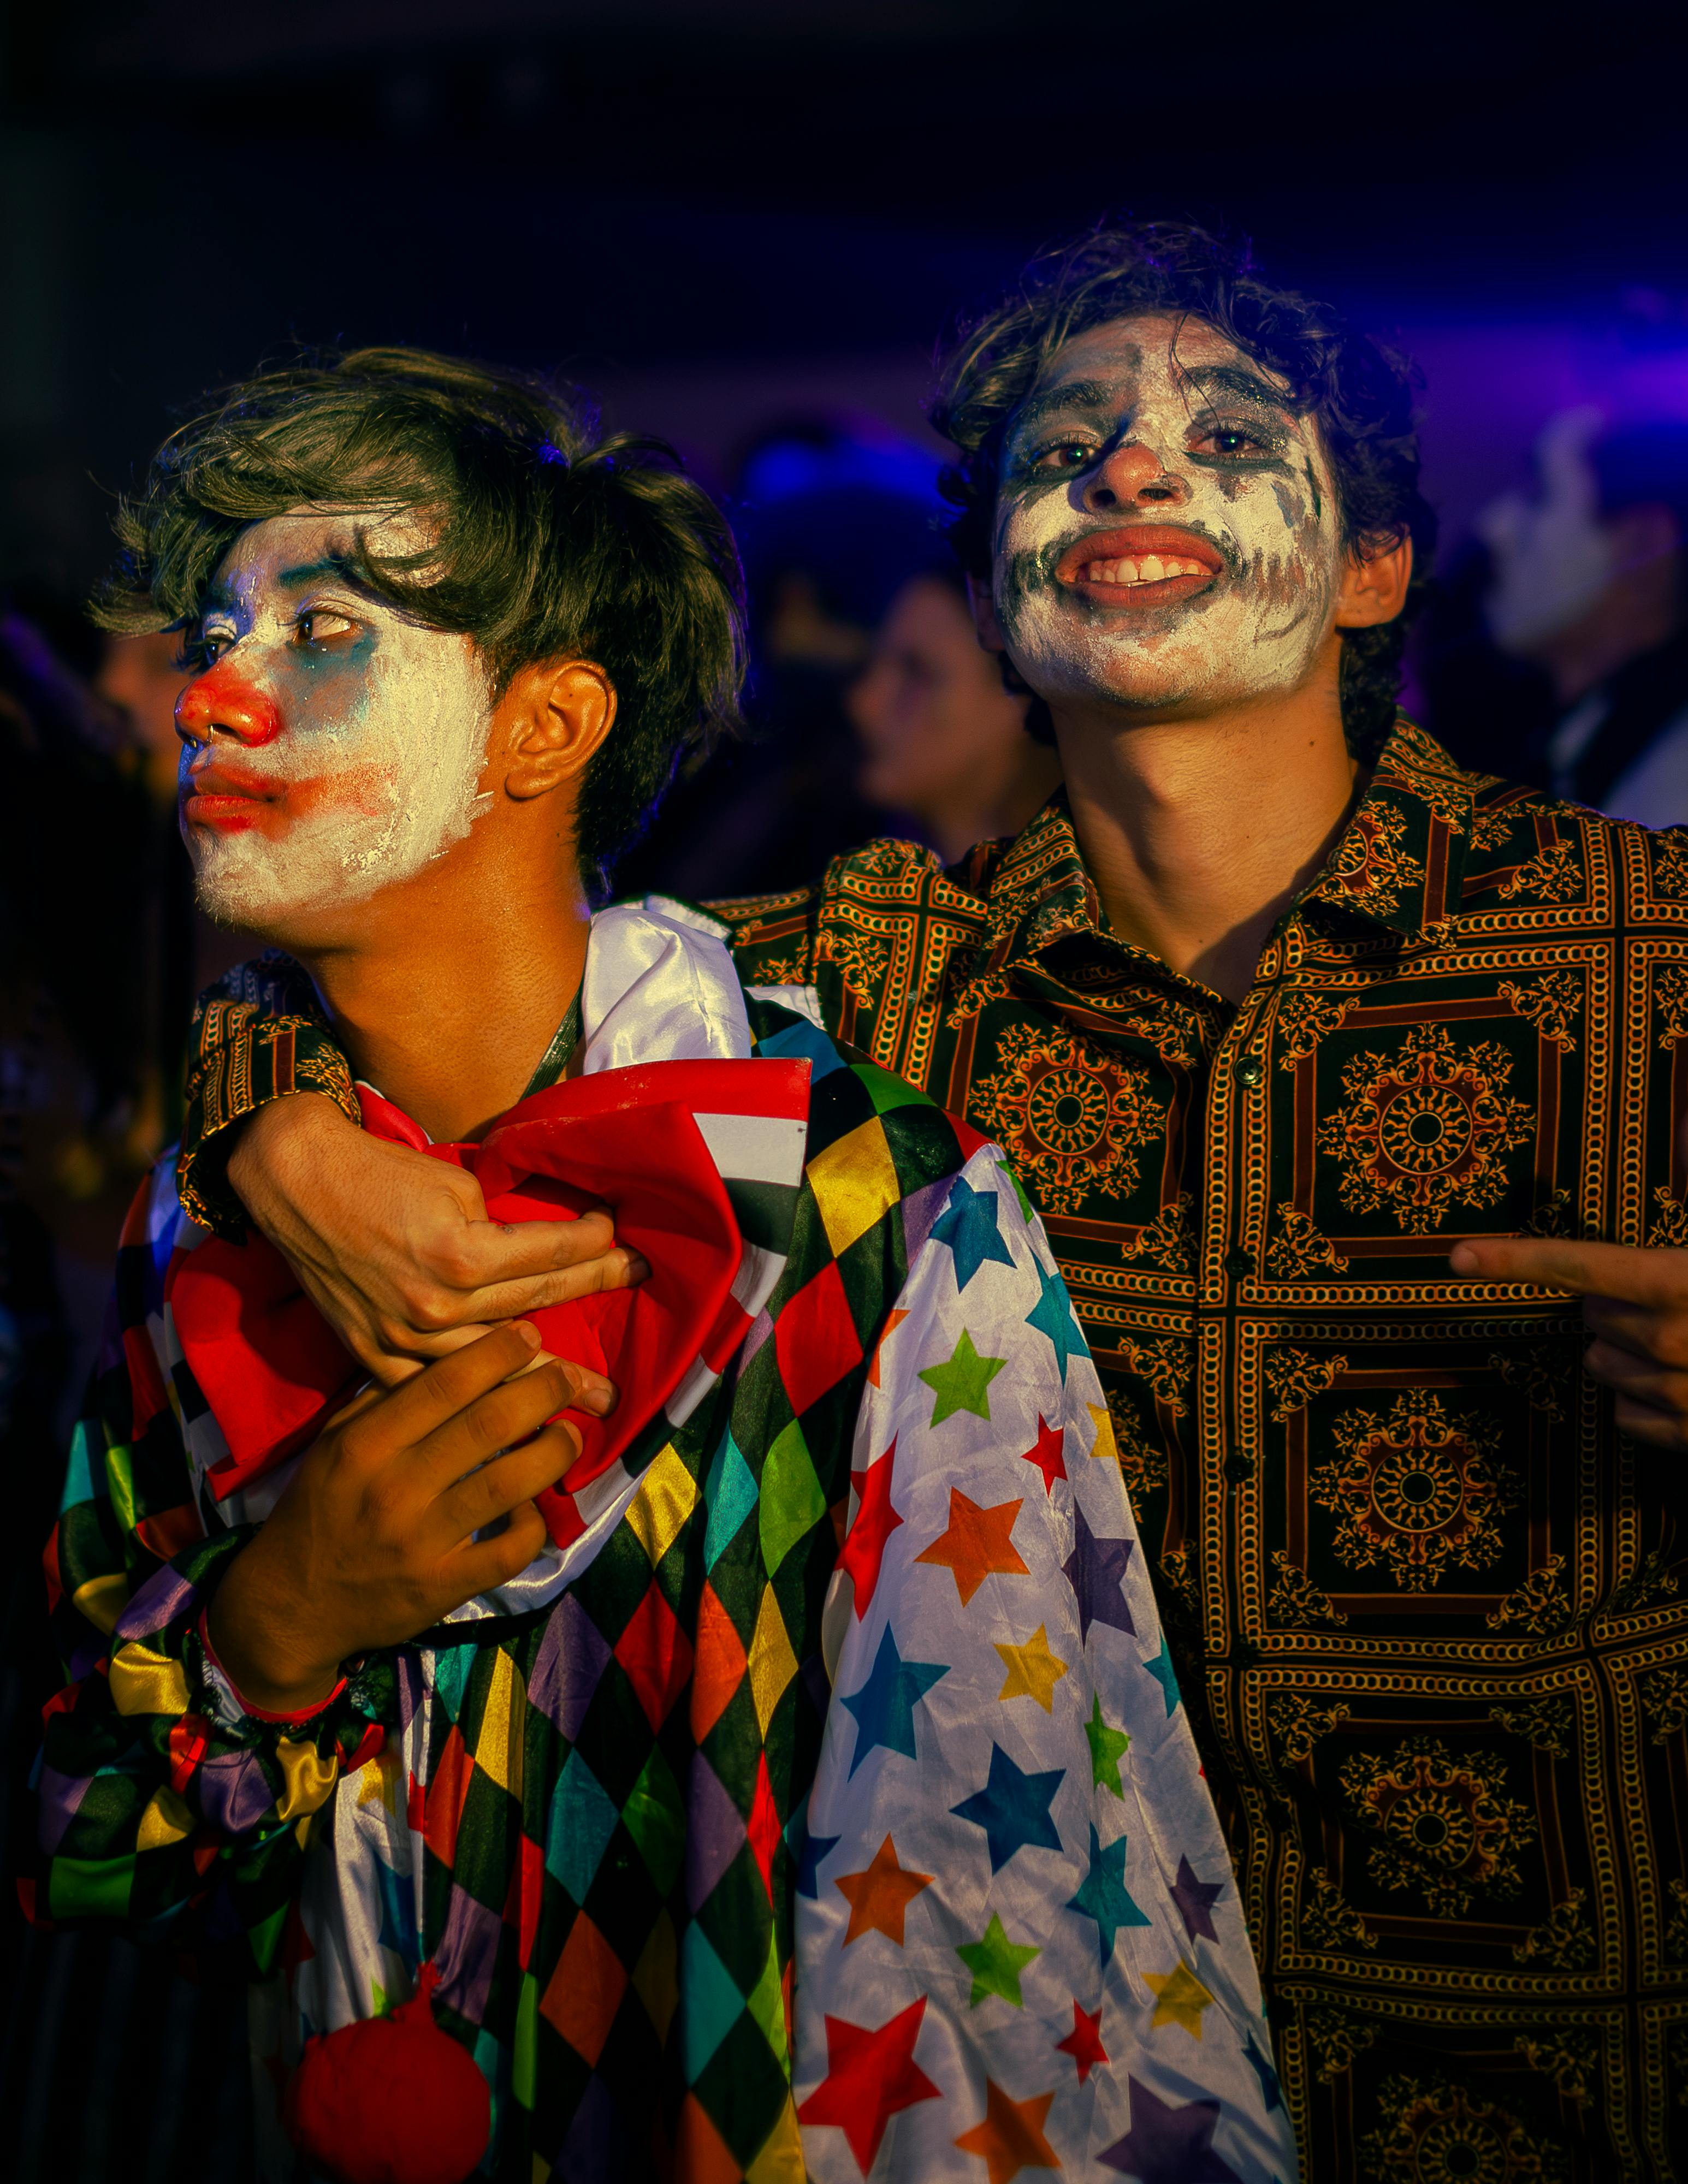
[4,381,1688,2175]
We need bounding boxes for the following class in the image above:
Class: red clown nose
[175,663,285,745]
[282,1962,490,2184]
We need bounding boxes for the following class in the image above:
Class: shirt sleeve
[28,1166,398,1973]
[177,954,360,1240]
[792,1144,1299,2183]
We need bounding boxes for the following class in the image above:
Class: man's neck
[282,836,593,1144]
[1053,660,1361,1007]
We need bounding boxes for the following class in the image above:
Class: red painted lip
[1055,525,1224,608]
[181,764,283,828]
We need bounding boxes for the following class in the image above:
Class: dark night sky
[2,0,1686,599]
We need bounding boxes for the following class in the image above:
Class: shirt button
[1235,1055,1264,1088]
[1224,1247,1252,1278]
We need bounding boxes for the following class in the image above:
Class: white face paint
[176,509,494,929]
[991,312,1346,717]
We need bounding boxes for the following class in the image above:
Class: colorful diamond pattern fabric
[32,967,1293,2180]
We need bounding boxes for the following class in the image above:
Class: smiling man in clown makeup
[31,347,1292,2184]
[162,228,1688,2170]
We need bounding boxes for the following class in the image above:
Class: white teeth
[1079,550,1209,588]
[1138,554,1166,583]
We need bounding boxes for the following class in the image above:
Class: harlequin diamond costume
[32,903,1296,2183]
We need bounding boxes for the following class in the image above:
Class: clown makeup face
[992,312,1345,719]
[175,509,494,930]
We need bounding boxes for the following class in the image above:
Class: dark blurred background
[4,3,1688,2174]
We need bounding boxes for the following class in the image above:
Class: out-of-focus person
[1476,407,1688,822]
[847,565,1062,862]
[611,413,948,899]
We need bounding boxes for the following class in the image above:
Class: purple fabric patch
[396,1652,426,1737]
[199,1748,276,1838]
[739,1307,774,1369]
[685,1752,747,1913]
[436,1884,502,2026]
[112,1562,199,1643]
[35,1766,91,1855]
[529,1593,611,1745]
[556,2072,630,2183]
[901,1174,956,1270]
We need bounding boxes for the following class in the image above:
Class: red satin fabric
[166,1059,808,1546]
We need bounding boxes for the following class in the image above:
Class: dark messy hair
[929,218,1436,762]
[94,346,746,886]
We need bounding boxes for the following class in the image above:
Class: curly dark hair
[929,218,1436,762]
[94,347,747,887]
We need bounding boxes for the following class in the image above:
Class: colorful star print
[916,1488,1028,1606]
[1055,1998,1108,2083]
[1024,1261,1082,1381]
[994,1625,1070,1711]
[837,1440,903,1618]
[865,1307,909,1388]
[1147,1961,1214,2038]
[1141,1639,1182,1717]
[1065,1823,1150,1960]
[796,1830,841,1900]
[1084,1695,1132,1798]
[1020,1414,1067,1495]
[796,1998,943,2172]
[951,1743,1065,1872]
[919,1327,1008,1425]
[1062,1504,1136,1641]
[1086,1401,1118,1463]
[1098,2079,1240,2182]
[956,1912,1040,2007]
[835,1835,933,1946]
[931,1176,1016,1290]
[1242,2029,1283,2111]
[953,2080,1061,2184]
[1169,1854,1223,1942]
[839,1627,949,1777]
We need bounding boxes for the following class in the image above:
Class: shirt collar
[976,716,1484,966]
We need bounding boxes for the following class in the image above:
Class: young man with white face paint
[171,230,1688,2171]
[33,347,1293,2184]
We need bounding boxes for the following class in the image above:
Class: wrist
[228,1092,357,1224]
[205,1548,345,1717]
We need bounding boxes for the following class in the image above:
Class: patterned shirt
[164,715,1688,2171]
[32,944,1293,2183]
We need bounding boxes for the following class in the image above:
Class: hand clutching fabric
[206,1321,612,1713]
[227,1093,649,1386]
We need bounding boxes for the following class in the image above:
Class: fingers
[345,1321,544,1458]
[1584,1337,1688,1417]
[465,1246,650,1325]
[435,1421,582,1542]
[418,1207,624,1293]
[1583,1295,1688,1369]
[1450,1236,1688,1307]
[408,1353,612,1494]
[448,1501,553,1600]
[1613,1393,1688,1450]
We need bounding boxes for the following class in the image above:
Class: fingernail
[1449,1245,1476,1273]
[624,1253,651,1283]
[583,1381,617,1416]
[516,1320,542,1349]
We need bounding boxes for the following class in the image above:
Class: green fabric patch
[49,1853,134,1921]
[102,1443,137,1540]
[622,1747,684,1898]
[703,1428,759,1571]
[759,1420,826,1577]
[513,1972,538,2110]
[855,1061,931,1116]
[743,1925,787,2067]
[680,1921,744,2083]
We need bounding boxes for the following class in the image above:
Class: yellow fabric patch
[624,1444,698,1569]
[135,1785,194,1852]
[476,1647,526,1801]
[1087,1402,1119,1463]
[108,1643,190,1719]
[745,2094,805,2183]
[631,1909,679,2044]
[805,1117,900,1259]
[747,1586,797,1737]
[994,1625,1070,1712]
[72,1571,131,1636]
[275,1738,340,1821]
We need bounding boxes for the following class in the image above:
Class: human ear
[966,572,1008,654]
[1333,532,1414,631]
[498,660,618,802]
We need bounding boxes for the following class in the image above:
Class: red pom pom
[283,1963,490,2184]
